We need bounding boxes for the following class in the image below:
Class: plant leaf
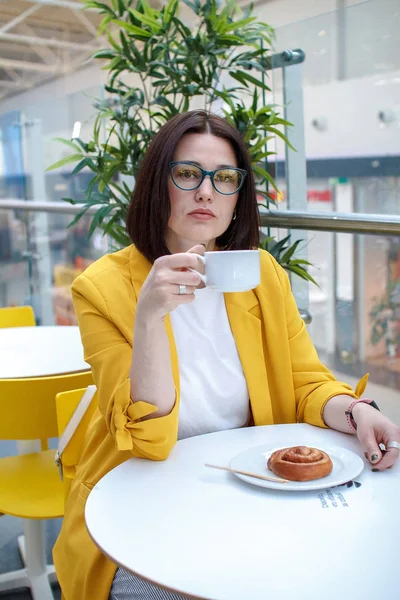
[46,154,83,171]
[268,126,296,151]
[93,49,118,60]
[222,17,256,33]
[51,137,81,152]
[129,8,161,31]
[112,19,152,38]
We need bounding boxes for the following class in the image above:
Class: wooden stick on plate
[205,463,289,484]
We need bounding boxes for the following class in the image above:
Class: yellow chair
[55,386,98,502]
[0,371,93,600]
[0,305,36,328]
[55,386,97,600]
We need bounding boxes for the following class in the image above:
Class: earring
[232,211,237,221]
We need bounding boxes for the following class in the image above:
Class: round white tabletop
[0,326,89,378]
[85,423,400,600]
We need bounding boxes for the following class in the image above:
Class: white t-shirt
[170,286,250,440]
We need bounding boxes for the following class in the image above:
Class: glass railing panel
[0,86,104,206]
[0,206,107,325]
[21,85,104,204]
[272,0,400,85]
[269,0,400,218]
[0,208,31,310]
[0,110,25,199]
[343,0,400,79]
[267,177,400,217]
[280,225,400,422]
[0,85,108,324]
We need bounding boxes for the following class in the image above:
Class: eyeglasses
[169,161,247,195]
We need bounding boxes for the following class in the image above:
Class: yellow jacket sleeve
[273,260,366,427]
[72,274,179,460]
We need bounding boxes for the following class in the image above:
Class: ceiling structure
[0,0,266,101]
[0,0,104,99]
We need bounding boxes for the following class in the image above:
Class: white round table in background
[85,423,399,600]
[0,326,88,379]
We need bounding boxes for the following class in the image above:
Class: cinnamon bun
[267,446,333,481]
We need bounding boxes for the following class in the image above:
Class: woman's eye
[215,171,236,183]
[178,169,199,179]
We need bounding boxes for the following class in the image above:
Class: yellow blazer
[53,245,367,600]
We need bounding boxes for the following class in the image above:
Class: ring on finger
[178,284,187,295]
[387,441,400,450]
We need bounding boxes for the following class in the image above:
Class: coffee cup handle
[188,253,207,285]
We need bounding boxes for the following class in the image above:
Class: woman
[53,110,400,600]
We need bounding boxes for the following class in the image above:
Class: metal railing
[1,199,400,236]
[259,210,400,236]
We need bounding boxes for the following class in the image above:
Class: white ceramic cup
[190,250,260,292]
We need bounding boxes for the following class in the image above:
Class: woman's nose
[195,175,214,202]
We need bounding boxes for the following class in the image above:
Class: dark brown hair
[126,110,260,262]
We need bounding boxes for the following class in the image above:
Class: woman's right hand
[136,244,205,323]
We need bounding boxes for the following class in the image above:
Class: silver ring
[178,284,187,295]
[387,441,400,450]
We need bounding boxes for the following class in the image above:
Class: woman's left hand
[353,403,400,470]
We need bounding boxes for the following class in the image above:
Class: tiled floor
[0,370,398,600]
[0,438,62,600]
[0,512,62,600]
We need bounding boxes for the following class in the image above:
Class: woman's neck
[167,237,216,254]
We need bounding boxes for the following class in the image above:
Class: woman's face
[166,133,239,253]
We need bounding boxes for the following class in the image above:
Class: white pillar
[20,116,54,325]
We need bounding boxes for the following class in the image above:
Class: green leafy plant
[260,235,317,285]
[48,0,315,283]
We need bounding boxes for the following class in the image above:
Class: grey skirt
[109,567,191,600]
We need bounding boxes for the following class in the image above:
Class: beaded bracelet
[344,398,380,432]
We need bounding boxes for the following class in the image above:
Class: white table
[85,423,400,600]
[0,325,88,378]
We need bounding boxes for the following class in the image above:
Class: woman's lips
[188,210,216,220]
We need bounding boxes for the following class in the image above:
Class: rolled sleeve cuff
[113,379,178,453]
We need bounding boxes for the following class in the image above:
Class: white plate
[230,443,364,491]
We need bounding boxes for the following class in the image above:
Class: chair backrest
[0,371,93,440]
[0,305,36,328]
[55,386,98,501]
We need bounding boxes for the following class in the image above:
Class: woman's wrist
[135,303,165,331]
[323,395,379,434]
[344,397,380,432]
[351,401,374,425]
[323,394,358,433]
